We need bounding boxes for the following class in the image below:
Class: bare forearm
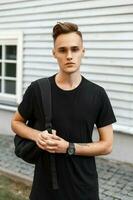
[75,141,112,156]
[11,120,40,142]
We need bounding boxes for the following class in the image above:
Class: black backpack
[14,77,59,189]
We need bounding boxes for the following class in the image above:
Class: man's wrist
[65,141,69,153]
[31,130,41,142]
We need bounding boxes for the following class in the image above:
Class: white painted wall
[93,128,133,164]
[0,0,133,135]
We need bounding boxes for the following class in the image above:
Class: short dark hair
[52,22,83,42]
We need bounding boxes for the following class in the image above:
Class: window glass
[5,80,16,94]
[0,63,1,76]
[5,63,16,77]
[0,46,2,59]
[5,45,16,60]
[0,32,22,105]
[0,79,1,92]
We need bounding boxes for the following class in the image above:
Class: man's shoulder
[30,77,50,88]
[83,76,105,94]
[32,77,48,84]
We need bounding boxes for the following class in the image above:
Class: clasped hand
[36,129,69,154]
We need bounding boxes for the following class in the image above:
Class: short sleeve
[96,88,116,128]
[18,83,34,120]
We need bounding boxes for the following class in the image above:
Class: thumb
[51,130,61,140]
[52,129,56,135]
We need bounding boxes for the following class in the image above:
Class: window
[0,45,17,95]
[0,32,23,107]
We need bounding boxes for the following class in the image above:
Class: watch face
[67,143,75,155]
[68,148,75,155]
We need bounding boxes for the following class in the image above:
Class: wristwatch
[66,143,75,155]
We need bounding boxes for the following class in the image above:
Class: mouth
[65,62,75,65]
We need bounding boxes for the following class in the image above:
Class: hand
[48,133,69,154]
[36,129,58,152]
[36,130,69,154]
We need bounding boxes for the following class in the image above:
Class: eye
[58,48,66,53]
[71,47,79,52]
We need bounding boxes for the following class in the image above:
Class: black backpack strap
[37,78,52,131]
[37,77,59,190]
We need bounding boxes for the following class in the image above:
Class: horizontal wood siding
[0,0,133,133]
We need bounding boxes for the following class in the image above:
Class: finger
[36,141,46,150]
[38,139,47,147]
[46,145,57,152]
[39,140,46,145]
[52,129,56,135]
[46,140,58,146]
[42,131,53,137]
[47,150,56,153]
[42,130,48,134]
[41,132,48,140]
[51,135,61,140]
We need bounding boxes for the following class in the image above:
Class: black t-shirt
[18,74,116,200]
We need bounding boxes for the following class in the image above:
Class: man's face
[53,32,85,74]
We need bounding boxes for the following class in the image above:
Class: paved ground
[0,134,133,200]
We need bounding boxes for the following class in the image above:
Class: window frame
[0,31,23,108]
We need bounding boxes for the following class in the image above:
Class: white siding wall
[0,0,133,134]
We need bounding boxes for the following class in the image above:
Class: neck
[55,72,82,90]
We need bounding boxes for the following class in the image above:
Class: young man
[11,22,116,200]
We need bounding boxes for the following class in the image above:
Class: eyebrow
[58,46,80,49]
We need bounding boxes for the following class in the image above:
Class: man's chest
[52,91,99,124]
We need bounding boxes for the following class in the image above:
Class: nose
[66,50,72,60]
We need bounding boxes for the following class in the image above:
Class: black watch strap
[67,143,75,155]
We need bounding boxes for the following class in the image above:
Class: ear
[82,48,85,57]
[52,48,56,58]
